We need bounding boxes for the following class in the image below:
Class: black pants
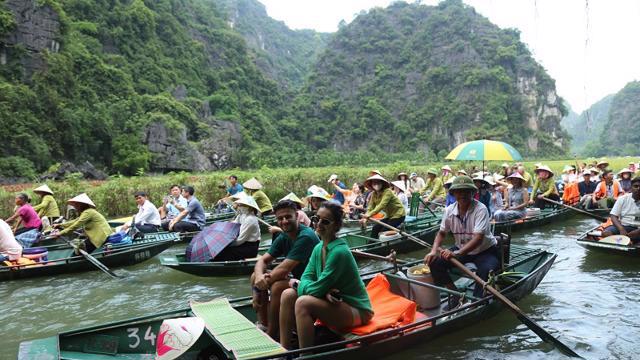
[135,223,160,233]
[431,245,500,298]
[173,221,201,233]
[212,241,260,262]
[83,238,97,254]
[534,193,560,210]
[370,216,405,239]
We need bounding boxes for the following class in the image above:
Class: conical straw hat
[156,317,205,360]
[68,193,96,208]
[391,180,407,193]
[280,192,304,206]
[364,174,390,190]
[34,184,53,195]
[243,177,263,190]
[234,196,261,213]
[230,191,248,201]
[306,185,331,200]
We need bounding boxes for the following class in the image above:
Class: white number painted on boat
[134,250,151,262]
[127,326,156,348]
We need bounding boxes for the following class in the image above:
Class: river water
[1,215,638,359]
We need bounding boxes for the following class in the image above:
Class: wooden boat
[159,217,442,277]
[107,209,239,227]
[0,233,179,281]
[493,206,571,234]
[577,226,640,256]
[18,244,555,360]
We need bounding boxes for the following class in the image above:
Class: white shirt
[410,177,425,192]
[135,200,161,226]
[397,192,409,212]
[231,211,260,246]
[610,193,640,227]
[0,219,22,256]
[440,200,497,255]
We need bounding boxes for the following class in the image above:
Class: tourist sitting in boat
[577,170,598,209]
[559,165,578,191]
[441,165,453,184]
[327,174,347,205]
[486,176,503,216]
[359,174,406,239]
[32,184,61,223]
[0,219,22,263]
[629,161,637,173]
[215,175,244,211]
[397,172,412,194]
[528,165,559,210]
[6,193,42,235]
[420,168,446,209]
[168,186,206,233]
[409,172,425,193]
[213,196,261,261]
[122,192,161,234]
[618,168,633,193]
[424,175,499,310]
[600,176,640,244]
[52,193,112,253]
[444,177,456,206]
[305,186,330,228]
[160,184,188,230]
[391,180,410,213]
[251,200,320,339]
[243,178,273,216]
[331,182,366,219]
[592,170,622,210]
[473,176,492,214]
[493,173,509,188]
[499,163,512,179]
[268,193,311,236]
[279,202,372,349]
[493,173,529,222]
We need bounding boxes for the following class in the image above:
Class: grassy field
[1,157,637,218]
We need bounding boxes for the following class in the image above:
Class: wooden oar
[59,236,120,279]
[541,197,607,222]
[368,217,583,358]
[351,249,404,273]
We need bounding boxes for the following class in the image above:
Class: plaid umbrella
[186,221,241,262]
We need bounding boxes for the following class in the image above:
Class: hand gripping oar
[368,217,583,358]
[541,197,607,222]
[60,237,120,279]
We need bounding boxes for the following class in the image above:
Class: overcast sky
[259,0,640,113]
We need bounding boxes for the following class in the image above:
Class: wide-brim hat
[306,185,331,200]
[156,317,205,360]
[364,174,390,190]
[589,167,600,174]
[618,168,634,175]
[472,175,491,186]
[457,169,468,175]
[397,172,408,179]
[230,191,248,201]
[493,173,505,181]
[426,168,438,176]
[562,165,575,173]
[34,184,53,195]
[483,176,496,186]
[449,175,477,193]
[597,160,609,167]
[327,174,338,183]
[243,177,262,190]
[534,165,554,177]
[507,172,525,181]
[582,170,592,176]
[369,169,382,176]
[234,195,261,213]
[280,192,304,206]
[68,193,96,208]
[441,165,452,172]
[391,180,407,193]
[444,176,456,186]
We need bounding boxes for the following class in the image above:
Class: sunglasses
[311,216,333,226]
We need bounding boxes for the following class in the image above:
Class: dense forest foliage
[0,0,570,179]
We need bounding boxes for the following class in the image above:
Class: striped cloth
[185,221,240,262]
[15,229,41,248]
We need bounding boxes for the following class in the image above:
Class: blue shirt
[333,181,347,205]
[185,196,206,228]
[227,183,243,196]
[167,195,188,217]
[446,193,456,206]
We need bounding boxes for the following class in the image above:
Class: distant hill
[561,94,614,155]
[601,81,640,156]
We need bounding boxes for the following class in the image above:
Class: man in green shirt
[251,200,319,338]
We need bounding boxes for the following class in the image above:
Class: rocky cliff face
[0,0,60,78]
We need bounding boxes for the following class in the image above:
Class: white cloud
[259,0,640,112]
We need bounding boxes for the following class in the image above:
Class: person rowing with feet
[51,193,112,253]
[424,176,499,311]
[251,200,320,339]
[600,176,640,244]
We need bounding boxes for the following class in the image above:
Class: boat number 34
[126,326,157,348]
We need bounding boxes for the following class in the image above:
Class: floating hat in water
[243,178,263,190]
[156,317,205,360]
[234,195,261,213]
[33,184,53,195]
[280,192,304,206]
[391,180,407,193]
[68,193,96,208]
[364,174,390,190]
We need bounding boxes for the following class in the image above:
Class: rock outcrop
[40,161,108,181]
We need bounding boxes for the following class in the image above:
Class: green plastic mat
[190,298,286,360]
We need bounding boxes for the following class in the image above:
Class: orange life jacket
[594,180,622,200]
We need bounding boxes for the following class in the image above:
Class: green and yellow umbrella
[445,140,523,161]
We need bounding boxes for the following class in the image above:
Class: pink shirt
[18,204,42,229]
[297,210,311,227]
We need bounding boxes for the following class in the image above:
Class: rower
[618,168,634,193]
[424,176,499,310]
[251,200,320,339]
[51,193,112,253]
[601,176,640,244]
[215,175,244,211]
[5,193,42,235]
[528,165,559,210]
[420,168,446,209]
[243,178,273,216]
[32,184,61,223]
[409,172,425,193]
[359,174,406,239]
[122,191,161,234]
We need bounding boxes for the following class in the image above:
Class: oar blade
[515,313,583,358]
[79,249,121,279]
